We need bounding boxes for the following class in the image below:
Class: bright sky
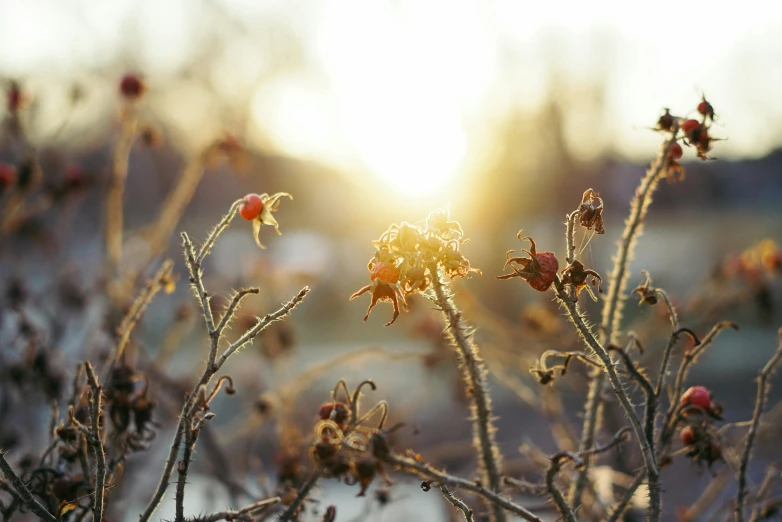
[2,0,781,198]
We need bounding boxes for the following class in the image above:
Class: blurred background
[2,0,782,520]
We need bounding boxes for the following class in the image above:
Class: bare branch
[736,329,782,522]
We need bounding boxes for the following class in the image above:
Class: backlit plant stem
[569,124,680,510]
[429,265,506,522]
[735,329,782,522]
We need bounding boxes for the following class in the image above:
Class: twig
[84,362,107,522]
[215,288,260,335]
[749,465,781,522]
[440,485,475,522]
[554,283,661,520]
[278,470,323,521]
[0,452,57,521]
[196,200,243,263]
[659,321,738,447]
[105,113,138,283]
[736,329,782,522]
[386,452,542,522]
[607,341,655,447]
[547,428,630,522]
[190,496,281,522]
[111,259,175,373]
[429,266,506,522]
[139,228,308,522]
[607,471,645,522]
[570,125,680,511]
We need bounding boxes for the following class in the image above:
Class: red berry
[0,163,16,190]
[529,251,559,292]
[239,193,264,221]
[669,143,683,161]
[680,386,712,411]
[370,261,400,284]
[681,119,700,134]
[119,74,144,99]
[680,426,697,446]
[698,98,714,119]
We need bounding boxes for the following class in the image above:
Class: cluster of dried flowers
[350,208,479,325]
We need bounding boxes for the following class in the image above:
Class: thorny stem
[440,485,475,522]
[554,283,661,521]
[278,469,323,521]
[570,125,680,511]
[196,200,243,263]
[105,113,138,284]
[215,288,261,335]
[607,471,645,522]
[84,362,107,522]
[565,211,579,263]
[0,453,57,522]
[429,265,506,522]
[735,329,782,522]
[546,428,630,522]
[139,226,308,522]
[386,452,542,522]
[175,420,194,522]
[190,497,281,522]
[607,341,656,448]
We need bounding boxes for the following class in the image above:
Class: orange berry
[239,193,264,221]
[370,261,399,284]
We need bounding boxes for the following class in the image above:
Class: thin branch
[736,329,782,522]
[190,496,281,522]
[215,288,260,335]
[196,200,243,263]
[215,287,310,371]
[429,265,506,522]
[570,125,680,512]
[84,362,107,522]
[749,465,781,522]
[278,470,322,521]
[386,452,542,522]
[139,234,308,522]
[660,321,738,448]
[554,282,660,520]
[111,259,175,373]
[0,453,57,522]
[607,471,645,522]
[440,485,475,522]
[105,113,138,282]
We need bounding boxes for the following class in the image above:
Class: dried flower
[496,235,559,292]
[577,188,605,234]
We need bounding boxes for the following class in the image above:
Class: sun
[347,107,467,199]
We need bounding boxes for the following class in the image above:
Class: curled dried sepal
[561,260,603,301]
[251,192,292,249]
[496,234,559,292]
[633,270,658,307]
[350,261,407,326]
[577,189,605,234]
